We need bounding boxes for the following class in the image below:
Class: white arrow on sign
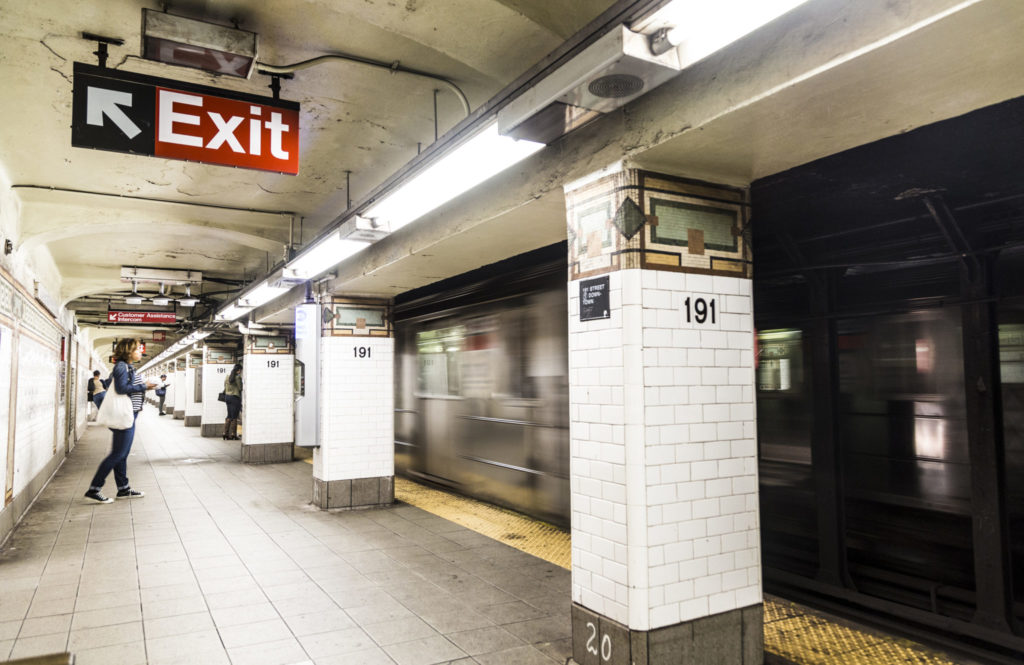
[86,87,141,139]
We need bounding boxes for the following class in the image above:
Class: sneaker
[84,490,113,504]
[116,488,145,499]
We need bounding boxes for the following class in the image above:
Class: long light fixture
[214,116,543,323]
[288,235,369,280]
[646,0,811,62]
[362,121,544,231]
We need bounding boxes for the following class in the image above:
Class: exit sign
[72,62,300,174]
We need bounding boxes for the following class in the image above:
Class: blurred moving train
[394,245,570,527]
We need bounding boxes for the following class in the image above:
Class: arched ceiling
[0,0,618,353]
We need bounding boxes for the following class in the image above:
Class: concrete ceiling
[2,0,1021,359]
[0,0,617,354]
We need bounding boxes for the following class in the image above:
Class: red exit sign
[72,62,300,174]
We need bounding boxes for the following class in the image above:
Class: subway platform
[0,412,980,665]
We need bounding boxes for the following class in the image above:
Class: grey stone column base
[312,476,394,510]
[163,405,174,414]
[184,415,201,427]
[241,443,293,464]
[173,410,185,419]
[200,423,224,438]
[571,603,763,665]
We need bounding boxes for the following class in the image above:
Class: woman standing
[85,338,155,503]
[223,363,243,440]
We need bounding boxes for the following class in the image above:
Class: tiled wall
[184,365,201,417]
[200,360,230,426]
[0,322,12,497]
[242,353,294,445]
[315,336,393,481]
[13,335,59,495]
[569,269,760,630]
[173,368,186,412]
[569,269,631,625]
[163,365,176,409]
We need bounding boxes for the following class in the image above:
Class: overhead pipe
[255,53,471,117]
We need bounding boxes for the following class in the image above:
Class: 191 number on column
[683,296,716,324]
[353,346,371,358]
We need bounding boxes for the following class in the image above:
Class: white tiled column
[566,168,762,665]
[173,357,186,419]
[312,300,394,509]
[162,362,176,414]
[200,349,233,437]
[184,353,201,426]
[240,343,295,464]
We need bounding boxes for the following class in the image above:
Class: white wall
[200,357,229,426]
[569,269,760,630]
[315,337,393,481]
[12,334,59,495]
[164,362,176,408]
[173,367,185,412]
[242,353,294,445]
[0,322,12,493]
[185,360,201,418]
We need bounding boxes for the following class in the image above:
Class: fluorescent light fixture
[151,297,170,306]
[238,280,290,309]
[287,235,368,279]
[178,285,198,307]
[215,303,252,321]
[646,0,810,65]
[363,121,544,231]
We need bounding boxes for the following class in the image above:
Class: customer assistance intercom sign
[71,62,299,174]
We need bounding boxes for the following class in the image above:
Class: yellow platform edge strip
[392,476,959,665]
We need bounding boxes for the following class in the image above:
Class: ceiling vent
[498,26,681,144]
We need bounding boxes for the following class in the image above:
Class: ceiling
[1,0,1022,361]
[0,0,618,355]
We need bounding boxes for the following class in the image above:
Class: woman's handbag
[95,388,134,429]
[217,392,227,402]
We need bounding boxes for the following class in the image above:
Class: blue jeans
[92,392,105,408]
[89,411,139,491]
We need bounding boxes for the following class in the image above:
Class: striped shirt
[128,369,145,412]
[109,361,146,413]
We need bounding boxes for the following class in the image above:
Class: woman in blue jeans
[85,338,156,504]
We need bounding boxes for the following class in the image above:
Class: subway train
[393,244,571,528]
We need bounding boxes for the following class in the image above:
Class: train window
[837,309,975,607]
[756,327,817,577]
[415,326,464,396]
[996,249,1024,621]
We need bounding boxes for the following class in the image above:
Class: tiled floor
[0,410,571,665]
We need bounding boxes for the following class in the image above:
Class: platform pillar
[240,335,295,464]
[162,361,176,414]
[184,352,201,426]
[565,167,762,665]
[200,346,235,437]
[173,356,186,419]
[311,298,394,509]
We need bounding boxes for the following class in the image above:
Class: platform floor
[0,409,977,665]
